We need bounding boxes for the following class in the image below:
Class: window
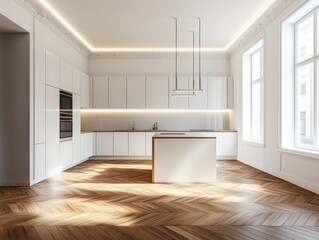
[243,39,264,144]
[281,0,319,153]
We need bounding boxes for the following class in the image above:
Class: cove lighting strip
[38,0,276,53]
[80,109,232,113]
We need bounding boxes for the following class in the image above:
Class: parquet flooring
[0,160,318,239]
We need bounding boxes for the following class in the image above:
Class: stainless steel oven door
[60,120,72,139]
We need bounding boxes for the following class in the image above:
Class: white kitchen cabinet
[34,143,46,183]
[45,85,60,177]
[169,77,189,109]
[146,77,169,109]
[72,67,81,95]
[60,58,73,93]
[189,77,208,109]
[208,77,227,109]
[81,133,95,160]
[127,77,146,109]
[145,132,155,156]
[109,77,127,109]
[45,51,59,88]
[60,140,73,169]
[96,132,114,155]
[73,94,81,164]
[81,72,91,108]
[129,132,146,156]
[93,76,108,108]
[34,19,46,144]
[114,132,129,156]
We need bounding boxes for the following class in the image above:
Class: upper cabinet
[146,77,169,109]
[60,59,73,93]
[72,67,81,95]
[189,77,208,109]
[127,77,146,109]
[208,77,228,109]
[81,72,91,108]
[169,77,189,109]
[93,76,108,108]
[109,77,127,109]
[45,51,59,88]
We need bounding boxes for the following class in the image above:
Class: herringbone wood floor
[0,160,318,240]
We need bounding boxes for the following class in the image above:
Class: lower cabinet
[96,132,113,155]
[34,143,46,183]
[129,132,146,156]
[81,133,95,160]
[60,140,73,169]
[114,132,129,156]
[145,132,155,156]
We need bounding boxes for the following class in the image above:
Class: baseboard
[90,156,152,160]
[0,181,30,187]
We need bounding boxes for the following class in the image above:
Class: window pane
[252,50,261,81]
[296,14,314,63]
[296,63,314,146]
[252,81,262,141]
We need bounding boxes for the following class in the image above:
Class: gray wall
[0,33,30,185]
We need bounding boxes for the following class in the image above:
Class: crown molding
[15,0,90,57]
[228,0,295,56]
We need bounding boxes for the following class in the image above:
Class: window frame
[294,10,319,151]
[242,39,264,144]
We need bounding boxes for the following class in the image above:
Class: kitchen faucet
[152,122,158,130]
[132,121,135,130]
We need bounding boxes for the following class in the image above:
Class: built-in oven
[60,91,73,139]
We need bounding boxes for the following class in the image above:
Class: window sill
[279,147,319,159]
[242,140,265,148]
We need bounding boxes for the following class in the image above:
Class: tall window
[243,39,264,143]
[295,12,316,150]
[281,1,319,153]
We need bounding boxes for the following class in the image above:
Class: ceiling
[39,0,275,52]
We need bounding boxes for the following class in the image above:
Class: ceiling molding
[15,0,90,57]
[228,0,295,55]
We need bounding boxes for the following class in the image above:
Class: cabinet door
[96,132,113,155]
[34,19,46,144]
[60,59,73,92]
[189,77,208,109]
[109,77,126,109]
[81,133,95,160]
[214,132,237,157]
[72,67,81,95]
[81,72,91,108]
[93,77,108,108]
[73,94,81,164]
[146,77,169,109]
[34,143,46,183]
[208,77,227,109]
[46,85,60,176]
[60,140,73,169]
[129,132,146,156]
[145,132,154,156]
[169,77,189,109]
[114,132,129,156]
[127,77,145,109]
[45,51,59,88]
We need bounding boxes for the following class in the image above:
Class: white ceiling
[40,0,275,52]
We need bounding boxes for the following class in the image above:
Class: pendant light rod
[198,17,202,90]
[192,31,195,90]
[175,17,178,91]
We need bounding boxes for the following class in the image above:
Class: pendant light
[172,17,203,96]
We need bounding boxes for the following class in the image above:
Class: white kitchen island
[152,133,216,183]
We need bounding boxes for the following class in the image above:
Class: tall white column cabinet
[73,94,81,164]
[127,77,146,109]
[60,59,73,92]
[146,77,169,109]
[93,76,108,108]
[109,77,127,109]
[45,51,59,88]
[45,85,60,177]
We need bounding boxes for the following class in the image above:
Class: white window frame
[294,10,318,151]
[242,39,264,144]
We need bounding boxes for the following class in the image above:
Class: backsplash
[81,111,230,131]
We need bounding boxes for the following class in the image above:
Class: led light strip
[38,0,276,53]
[80,109,232,113]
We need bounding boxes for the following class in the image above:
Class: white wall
[230,0,319,194]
